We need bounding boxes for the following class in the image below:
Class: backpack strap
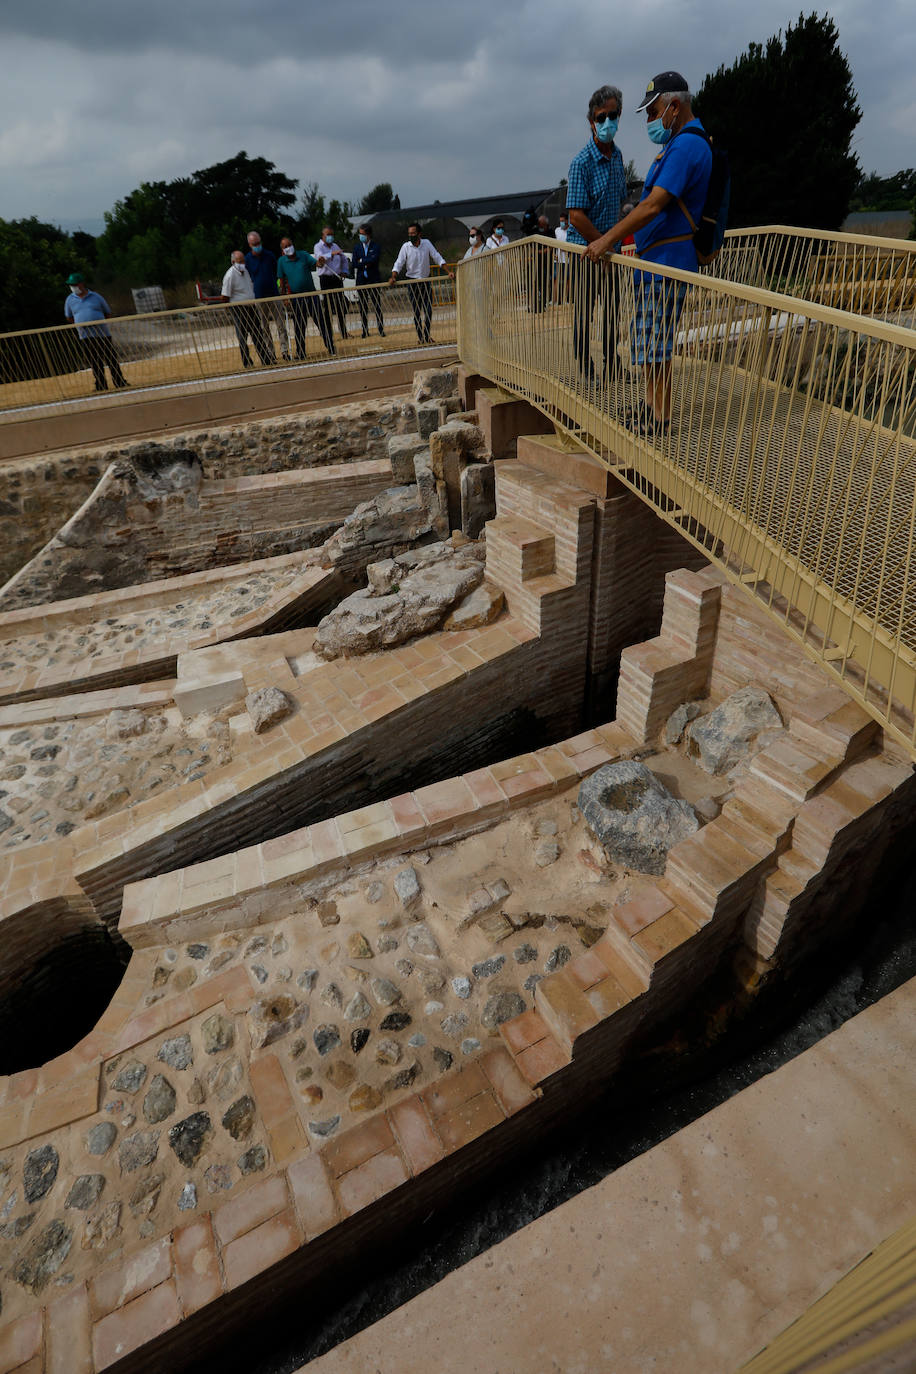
[635,126,708,257]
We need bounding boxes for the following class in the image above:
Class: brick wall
[0,398,417,586]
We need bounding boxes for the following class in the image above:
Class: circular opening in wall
[0,925,129,1076]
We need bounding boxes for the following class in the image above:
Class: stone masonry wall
[0,460,394,610]
[0,397,417,586]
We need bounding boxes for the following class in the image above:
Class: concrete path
[304,975,916,1373]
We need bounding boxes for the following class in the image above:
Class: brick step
[748,735,844,804]
[484,515,555,583]
[789,699,880,765]
[663,821,772,927]
[719,779,798,854]
[790,753,912,866]
[599,911,656,984]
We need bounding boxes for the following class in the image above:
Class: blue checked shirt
[565,138,627,247]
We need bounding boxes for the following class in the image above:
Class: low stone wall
[0,397,418,587]
[0,457,393,610]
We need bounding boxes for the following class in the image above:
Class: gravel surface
[0,566,305,674]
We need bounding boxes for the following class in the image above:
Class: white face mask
[469,236,477,245]
[232,261,244,272]
[283,246,295,257]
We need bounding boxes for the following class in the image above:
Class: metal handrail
[457,235,916,754]
[0,273,457,418]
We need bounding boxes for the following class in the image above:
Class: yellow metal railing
[458,236,916,754]
[740,1215,916,1373]
[0,274,457,417]
[713,225,916,322]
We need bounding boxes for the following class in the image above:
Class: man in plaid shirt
[565,84,627,387]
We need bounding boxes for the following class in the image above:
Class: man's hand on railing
[584,234,617,263]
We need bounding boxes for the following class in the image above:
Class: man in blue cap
[64,273,129,391]
[586,71,712,433]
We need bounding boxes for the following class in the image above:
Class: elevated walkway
[458,234,916,757]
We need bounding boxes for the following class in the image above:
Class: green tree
[359,182,396,214]
[96,151,299,287]
[0,218,89,331]
[850,169,916,213]
[694,13,861,229]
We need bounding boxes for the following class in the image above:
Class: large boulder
[314,542,484,658]
[322,486,434,573]
[687,687,783,775]
[578,761,699,876]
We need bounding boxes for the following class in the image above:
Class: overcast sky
[1,0,912,234]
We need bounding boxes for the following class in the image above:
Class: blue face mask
[647,103,673,145]
[251,244,262,254]
[359,233,367,243]
[594,117,619,144]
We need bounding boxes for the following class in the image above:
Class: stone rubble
[314,540,485,659]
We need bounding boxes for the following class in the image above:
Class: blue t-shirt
[245,248,279,297]
[64,289,112,338]
[634,119,712,271]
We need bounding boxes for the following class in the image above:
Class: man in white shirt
[486,220,510,250]
[554,213,569,302]
[218,250,272,367]
[314,226,351,340]
[388,223,454,343]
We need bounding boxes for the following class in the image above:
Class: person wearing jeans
[277,237,335,357]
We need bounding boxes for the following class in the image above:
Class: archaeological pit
[0,363,913,1372]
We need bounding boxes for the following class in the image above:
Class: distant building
[355,188,563,245]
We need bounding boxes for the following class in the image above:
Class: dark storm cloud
[0,0,491,64]
[1,0,914,226]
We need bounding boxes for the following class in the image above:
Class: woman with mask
[463,227,487,260]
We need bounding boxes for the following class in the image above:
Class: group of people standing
[218,222,455,368]
[218,225,381,367]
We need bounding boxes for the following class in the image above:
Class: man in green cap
[64,273,129,391]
